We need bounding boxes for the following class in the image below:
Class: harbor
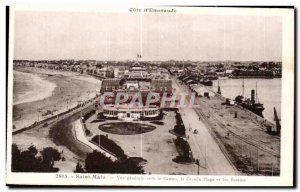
[211,78,281,123]
[173,75,280,175]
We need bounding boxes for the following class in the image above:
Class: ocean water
[13,71,34,104]
[13,70,56,105]
[212,78,282,123]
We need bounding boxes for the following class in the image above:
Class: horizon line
[13,59,282,63]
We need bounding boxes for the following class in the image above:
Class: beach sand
[13,70,56,105]
[13,67,101,130]
[12,67,101,172]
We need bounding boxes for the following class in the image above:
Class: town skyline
[13,58,282,63]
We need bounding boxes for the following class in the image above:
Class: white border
[5,5,294,187]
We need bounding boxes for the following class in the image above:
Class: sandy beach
[13,67,101,130]
[13,70,57,105]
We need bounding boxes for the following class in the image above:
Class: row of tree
[173,110,186,136]
[75,150,144,174]
[12,144,61,172]
[12,144,144,174]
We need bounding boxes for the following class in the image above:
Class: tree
[74,162,85,173]
[84,150,144,174]
[85,150,116,173]
[115,158,144,174]
[19,145,40,172]
[11,144,61,172]
[11,144,21,172]
[28,145,38,156]
[174,124,186,136]
[41,147,61,167]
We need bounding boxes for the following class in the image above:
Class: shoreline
[13,70,57,105]
[12,67,101,130]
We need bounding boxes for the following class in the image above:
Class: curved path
[73,119,117,161]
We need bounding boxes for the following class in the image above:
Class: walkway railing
[13,96,99,135]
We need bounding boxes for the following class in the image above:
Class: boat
[273,107,281,134]
[218,76,229,80]
[199,79,213,86]
[234,80,264,117]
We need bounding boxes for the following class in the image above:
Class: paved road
[172,78,237,175]
[13,96,99,135]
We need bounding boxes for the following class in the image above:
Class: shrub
[91,135,126,158]
[85,129,91,136]
[174,124,186,136]
[174,137,191,160]
[82,110,96,123]
[74,162,85,173]
[83,150,144,174]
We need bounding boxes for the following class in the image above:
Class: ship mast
[242,78,244,97]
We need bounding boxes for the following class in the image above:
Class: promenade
[73,119,117,161]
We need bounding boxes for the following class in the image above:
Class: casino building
[99,63,173,121]
[102,104,160,121]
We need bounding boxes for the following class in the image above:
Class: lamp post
[205,140,207,169]
[196,158,200,175]
[37,108,40,123]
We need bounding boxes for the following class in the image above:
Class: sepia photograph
[6,6,294,187]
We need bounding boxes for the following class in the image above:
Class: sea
[13,71,32,104]
[211,78,281,123]
[13,70,56,105]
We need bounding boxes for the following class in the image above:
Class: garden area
[98,122,156,135]
[91,135,126,158]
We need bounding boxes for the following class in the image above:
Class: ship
[199,78,213,86]
[234,80,264,117]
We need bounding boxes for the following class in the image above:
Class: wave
[13,71,57,105]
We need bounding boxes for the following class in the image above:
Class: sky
[13,11,282,61]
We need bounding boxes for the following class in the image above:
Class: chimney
[251,89,255,102]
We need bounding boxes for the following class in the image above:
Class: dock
[173,77,280,175]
